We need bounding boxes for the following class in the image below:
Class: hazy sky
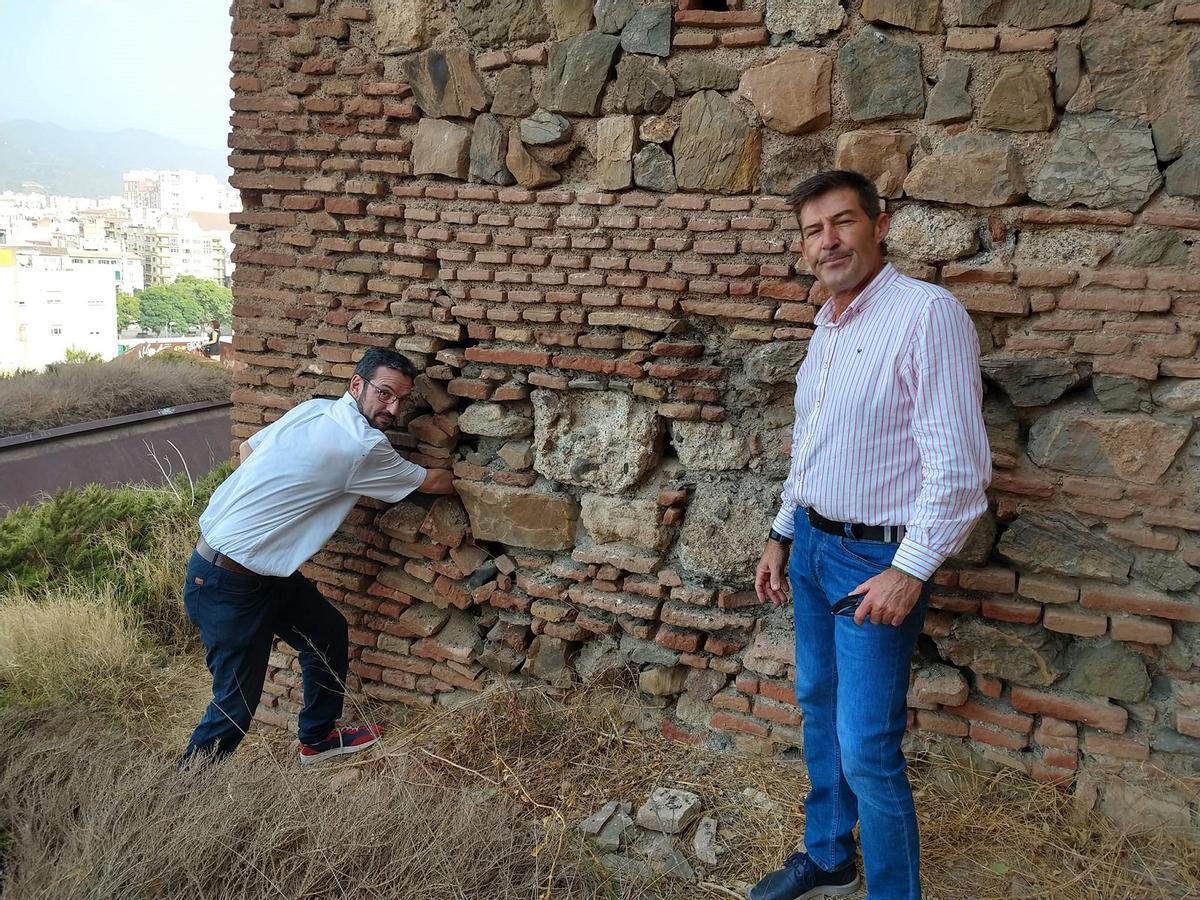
[1,0,233,150]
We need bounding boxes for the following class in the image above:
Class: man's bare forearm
[418,468,455,494]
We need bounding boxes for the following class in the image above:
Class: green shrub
[0,464,231,650]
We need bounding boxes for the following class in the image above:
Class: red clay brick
[1010,686,1127,734]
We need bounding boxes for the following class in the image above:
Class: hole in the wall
[680,0,732,10]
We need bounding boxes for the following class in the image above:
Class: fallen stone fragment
[636,786,703,834]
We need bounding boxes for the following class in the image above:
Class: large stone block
[677,479,776,582]
[739,49,832,136]
[673,91,760,194]
[541,31,621,116]
[1081,23,1190,119]
[633,144,677,193]
[1030,115,1162,212]
[744,341,809,384]
[400,48,488,119]
[506,127,561,188]
[1013,227,1118,268]
[862,0,940,31]
[457,401,533,437]
[1064,641,1150,703]
[412,119,472,179]
[468,114,515,186]
[596,115,636,192]
[886,205,978,263]
[671,57,739,94]
[765,0,846,41]
[937,618,1069,687]
[550,0,593,38]
[671,421,752,471]
[491,66,537,117]
[620,3,671,57]
[455,0,550,48]
[611,54,675,115]
[961,0,1089,28]
[838,26,924,122]
[979,63,1055,132]
[1165,150,1200,200]
[904,133,1025,207]
[925,59,972,125]
[531,389,663,493]
[520,110,573,145]
[595,0,636,33]
[1027,409,1193,484]
[980,356,1086,407]
[455,480,580,550]
[581,493,671,550]
[834,130,915,199]
[998,510,1132,583]
[370,0,427,53]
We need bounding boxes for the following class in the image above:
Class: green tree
[132,278,231,334]
[116,293,140,331]
[62,347,104,364]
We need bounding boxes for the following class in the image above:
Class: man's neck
[829,261,886,322]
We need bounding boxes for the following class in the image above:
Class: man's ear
[874,211,891,245]
[348,374,363,399]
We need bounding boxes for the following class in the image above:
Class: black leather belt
[807,508,905,544]
[196,535,258,576]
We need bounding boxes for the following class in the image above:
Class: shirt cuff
[891,538,944,582]
[771,506,796,540]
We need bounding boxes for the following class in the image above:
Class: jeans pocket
[837,536,897,570]
[215,568,263,598]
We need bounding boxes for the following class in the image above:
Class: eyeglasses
[362,378,408,406]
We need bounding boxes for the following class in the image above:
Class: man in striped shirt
[750,171,991,900]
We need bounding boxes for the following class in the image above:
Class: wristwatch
[768,527,793,546]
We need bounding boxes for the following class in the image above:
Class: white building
[0,246,139,371]
[123,169,238,216]
[125,213,232,286]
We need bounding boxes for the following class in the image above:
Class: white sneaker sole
[297,733,379,766]
[795,876,860,899]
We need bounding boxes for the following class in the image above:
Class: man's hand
[418,468,456,494]
[849,567,922,627]
[754,541,791,607]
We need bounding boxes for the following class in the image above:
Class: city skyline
[1,1,233,152]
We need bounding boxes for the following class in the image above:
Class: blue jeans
[789,510,930,900]
[181,550,349,761]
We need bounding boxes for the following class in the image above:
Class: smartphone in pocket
[831,593,864,617]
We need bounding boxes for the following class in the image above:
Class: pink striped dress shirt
[770,263,992,581]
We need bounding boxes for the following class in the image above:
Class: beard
[355,394,393,432]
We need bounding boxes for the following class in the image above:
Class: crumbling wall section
[229,0,1200,829]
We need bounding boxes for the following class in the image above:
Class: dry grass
[1,671,1197,900]
[0,708,637,900]
[0,354,230,437]
[378,684,1200,900]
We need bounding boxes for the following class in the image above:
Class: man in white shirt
[181,347,454,766]
[750,171,991,900]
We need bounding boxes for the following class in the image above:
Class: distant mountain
[0,120,231,199]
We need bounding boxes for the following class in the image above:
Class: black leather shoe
[750,852,860,900]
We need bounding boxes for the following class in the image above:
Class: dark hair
[354,347,418,381]
[787,169,883,222]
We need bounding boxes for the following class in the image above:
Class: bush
[0,356,231,437]
[0,465,231,651]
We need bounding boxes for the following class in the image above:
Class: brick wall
[230,0,1200,830]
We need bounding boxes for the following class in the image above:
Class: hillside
[0,120,230,198]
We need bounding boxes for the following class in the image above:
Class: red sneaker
[298,724,382,766]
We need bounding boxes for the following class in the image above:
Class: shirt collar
[814,263,898,327]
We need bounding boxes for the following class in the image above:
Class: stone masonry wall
[229,0,1200,830]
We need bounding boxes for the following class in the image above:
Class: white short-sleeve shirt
[199,393,426,576]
